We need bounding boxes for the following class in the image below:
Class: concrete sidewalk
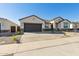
[0,33,79,56]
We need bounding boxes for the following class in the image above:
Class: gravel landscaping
[0,33,22,45]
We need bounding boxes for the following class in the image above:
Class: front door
[0,23,1,32]
[11,26,16,32]
[51,24,53,30]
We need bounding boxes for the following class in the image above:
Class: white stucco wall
[20,16,45,30]
[70,23,74,29]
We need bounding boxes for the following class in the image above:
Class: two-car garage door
[24,23,42,32]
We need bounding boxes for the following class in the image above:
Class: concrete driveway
[21,32,64,43]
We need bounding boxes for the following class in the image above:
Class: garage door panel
[24,23,42,32]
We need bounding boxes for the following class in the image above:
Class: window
[64,22,69,29]
[45,25,49,29]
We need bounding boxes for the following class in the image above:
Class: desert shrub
[16,30,24,35]
[12,35,21,43]
[16,31,21,35]
[63,32,70,37]
[12,35,17,42]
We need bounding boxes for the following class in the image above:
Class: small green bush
[17,31,21,35]
[12,35,21,43]
[16,30,24,35]
[63,32,70,37]
[12,35,17,41]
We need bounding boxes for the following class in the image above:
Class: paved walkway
[0,33,79,56]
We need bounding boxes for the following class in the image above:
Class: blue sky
[0,3,79,24]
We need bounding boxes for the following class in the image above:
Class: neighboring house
[19,15,47,32]
[70,22,79,30]
[50,17,71,30]
[0,18,19,33]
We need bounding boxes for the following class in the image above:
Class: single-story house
[0,18,19,33]
[50,17,71,30]
[19,15,77,32]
